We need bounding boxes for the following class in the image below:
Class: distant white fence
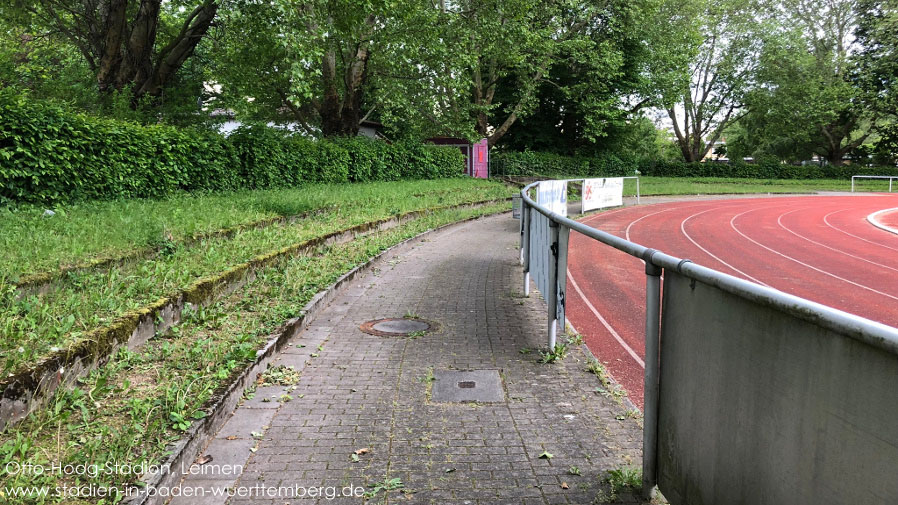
[851,175,898,192]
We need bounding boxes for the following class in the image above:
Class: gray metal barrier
[519,180,898,503]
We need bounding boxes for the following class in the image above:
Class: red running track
[566,194,898,409]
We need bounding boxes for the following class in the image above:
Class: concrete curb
[0,198,510,431]
[867,207,898,236]
[126,208,511,505]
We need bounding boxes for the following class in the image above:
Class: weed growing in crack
[538,342,568,364]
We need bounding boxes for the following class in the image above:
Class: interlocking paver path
[174,213,644,505]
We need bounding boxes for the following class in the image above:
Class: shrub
[491,150,898,180]
[0,94,465,205]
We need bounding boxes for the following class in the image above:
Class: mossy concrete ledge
[0,198,510,431]
[12,207,334,298]
[124,208,510,505]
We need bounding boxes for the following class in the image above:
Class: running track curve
[566,194,898,409]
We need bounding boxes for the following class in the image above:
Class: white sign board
[582,177,624,212]
[537,180,568,216]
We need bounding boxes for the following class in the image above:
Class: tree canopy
[0,0,894,163]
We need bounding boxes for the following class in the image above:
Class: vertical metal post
[851,176,855,192]
[641,249,662,499]
[521,202,531,297]
[890,178,893,193]
[636,177,641,204]
[546,220,560,350]
[555,224,570,337]
[581,179,587,215]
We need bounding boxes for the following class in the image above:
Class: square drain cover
[431,370,504,403]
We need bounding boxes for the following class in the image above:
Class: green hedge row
[0,94,464,205]
[492,151,898,179]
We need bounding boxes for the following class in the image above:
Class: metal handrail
[519,180,898,497]
[521,181,898,353]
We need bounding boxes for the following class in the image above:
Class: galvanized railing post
[547,220,560,350]
[521,201,531,297]
[642,248,662,498]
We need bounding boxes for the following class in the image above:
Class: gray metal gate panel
[527,209,567,334]
[529,209,551,298]
[658,270,898,505]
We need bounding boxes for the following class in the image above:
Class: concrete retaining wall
[658,270,898,505]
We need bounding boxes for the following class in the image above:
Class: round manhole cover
[360,318,435,336]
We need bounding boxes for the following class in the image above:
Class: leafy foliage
[732,0,879,164]
[492,150,898,179]
[0,95,465,205]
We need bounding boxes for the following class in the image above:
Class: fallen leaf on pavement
[194,455,213,465]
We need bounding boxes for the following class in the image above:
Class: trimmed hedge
[492,151,898,179]
[0,95,465,205]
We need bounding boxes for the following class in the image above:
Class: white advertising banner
[582,177,624,212]
[537,180,568,217]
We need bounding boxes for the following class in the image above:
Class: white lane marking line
[731,208,898,302]
[580,204,642,225]
[564,319,632,399]
[824,209,898,253]
[680,207,770,286]
[580,199,709,227]
[624,208,675,242]
[777,208,898,273]
[567,270,645,369]
[868,207,898,236]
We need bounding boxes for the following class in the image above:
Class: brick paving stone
[183,213,647,504]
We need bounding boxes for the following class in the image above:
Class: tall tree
[738,0,876,164]
[643,0,760,162]
[422,0,642,147]
[7,0,218,104]
[855,0,898,163]
[213,0,436,137]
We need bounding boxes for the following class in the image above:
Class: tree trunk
[319,48,343,136]
[338,42,370,136]
[95,0,128,92]
[339,88,363,136]
[317,35,371,137]
[40,0,217,105]
[118,0,162,91]
[476,112,489,137]
[825,149,847,165]
[135,1,217,99]
[486,109,518,147]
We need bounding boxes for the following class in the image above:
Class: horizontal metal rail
[519,180,898,499]
[541,176,641,205]
[521,180,898,353]
[851,174,898,192]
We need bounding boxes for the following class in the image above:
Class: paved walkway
[174,213,644,505]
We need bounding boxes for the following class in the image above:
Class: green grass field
[0,179,513,282]
[0,179,514,376]
[626,176,889,196]
[0,202,509,504]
